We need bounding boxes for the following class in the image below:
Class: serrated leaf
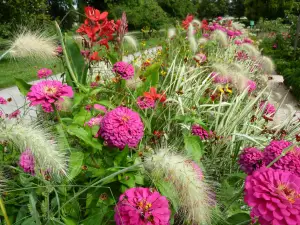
[69,151,84,180]
[184,135,204,162]
[15,78,32,96]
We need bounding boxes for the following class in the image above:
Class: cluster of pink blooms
[246,80,257,93]
[137,87,167,110]
[236,51,249,61]
[234,39,243,45]
[259,101,276,116]
[112,61,134,80]
[191,124,212,140]
[97,106,144,149]
[0,97,7,105]
[241,139,300,224]
[114,187,171,225]
[243,38,254,44]
[210,72,232,84]
[27,80,74,113]
[19,149,35,175]
[193,53,207,64]
[55,45,63,56]
[37,68,53,79]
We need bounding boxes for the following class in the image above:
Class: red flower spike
[182,14,194,30]
[85,6,108,21]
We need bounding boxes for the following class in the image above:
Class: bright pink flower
[263,140,300,176]
[243,38,253,44]
[191,124,211,140]
[85,116,102,127]
[182,14,194,30]
[81,50,90,57]
[8,109,20,119]
[19,149,35,175]
[245,167,300,225]
[234,30,242,36]
[211,72,231,84]
[27,80,74,113]
[37,68,53,79]
[247,80,257,93]
[114,187,171,225]
[273,43,278,49]
[112,61,134,80]
[227,30,235,37]
[90,82,99,88]
[239,147,264,174]
[194,53,207,63]
[236,51,248,61]
[94,104,107,113]
[203,33,210,38]
[0,97,7,105]
[234,39,243,45]
[137,96,156,109]
[217,16,223,21]
[260,101,276,116]
[55,45,63,55]
[98,107,144,149]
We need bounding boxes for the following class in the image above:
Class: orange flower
[143,87,166,103]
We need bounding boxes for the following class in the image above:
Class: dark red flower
[89,51,101,61]
[182,14,194,30]
[85,6,108,21]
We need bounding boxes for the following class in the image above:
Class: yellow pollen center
[137,200,152,211]
[122,115,130,122]
[44,86,57,95]
[278,184,300,204]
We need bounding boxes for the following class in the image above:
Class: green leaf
[184,135,204,162]
[136,63,160,95]
[114,146,129,166]
[15,78,32,96]
[64,35,87,84]
[81,211,106,225]
[29,191,41,225]
[73,108,91,126]
[69,151,84,180]
[21,218,36,225]
[227,213,251,225]
[107,52,118,64]
[119,173,135,188]
[67,124,102,150]
[144,63,160,78]
[96,100,115,110]
[72,93,85,109]
[15,206,28,225]
[62,217,78,225]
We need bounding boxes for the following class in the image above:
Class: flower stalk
[0,196,11,225]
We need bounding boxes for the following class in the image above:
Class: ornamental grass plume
[114,187,171,225]
[260,56,275,74]
[144,149,215,224]
[240,43,260,58]
[188,24,197,54]
[167,28,176,39]
[123,35,137,51]
[198,37,208,45]
[0,171,5,192]
[0,120,67,177]
[211,30,228,47]
[245,167,300,225]
[7,29,57,60]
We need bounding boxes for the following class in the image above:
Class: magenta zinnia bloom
[27,80,73,113]
[37,68,53,79]
[85,116,102,127]
[113,61,134,80]
[19,149,35,175]
[98,107,144,149]
[260,101,276,116]
[191,124,211,140]
[243,38,253,44]
[247,80,257,93]
[263,140,300,176]
[239,147,264,174]
[245,167,300,225]
[114,187,171,225]
[8,109,21,119]
[0,97,7,105]
[137,96,156,109]
[234,39,243,45]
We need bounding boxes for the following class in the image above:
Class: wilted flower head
[112,61,134,80]
[114,187,171,225]
[245,167,300,225]
[259,101,276,116]
[19,149,35,175]
[37,68,53,79]
[263,140,300,176]
[8,109,21,119]
[191,124,211,140]
[27,80,74,113]
[194,53,207,63]
[0,97,7,105]
[98,106,144,149]
[239,147,264,174]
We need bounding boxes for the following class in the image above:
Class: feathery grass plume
[0,120,67,177]
[191,19,202,29]
[0,171,6,192]
[232,22,245,31]
[230,62,245,72]
[8,29,57,60]
[198,37,208,45]
[144,148,215,224]
[188,24,197,54]
[212,63,230,76]
[167,28,176,39]
[260,56,275,74]
[123,35,137,51]
[211,30,228,47]
[240,43,260,58]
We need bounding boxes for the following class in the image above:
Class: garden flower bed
[1,7,300,225]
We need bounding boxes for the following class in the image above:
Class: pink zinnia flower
[217,16,222,21]
[260,101,276,116]
[94,104,107,113]
[0,97,7,105]
[55,45,63,55]
[236,51,248,61]
[234,39,243,45]
[239,147,264,174]
[137,96,156,109]
[112,61,134,80]
[191,124,211,140]
[8,109,21,119]
[210,72,231,84]
[19,149,35,175]
[37,68,53,79]
[263,140,300,176]
[203,33,210,38]
[97,107,144,149]
[194,53,207,64]
[243,38,253,44]
[27,80,74,113]
[245,167,300,225]
[114,187,171,225]
[234,30,242,36]
[85,116,102,127]
[227,30,235,37]
[247,80,257,93]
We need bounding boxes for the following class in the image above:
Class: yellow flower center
[43,86,57,95]
[121,115,130,122]
[277,183,300,204]
[137,200,152,211]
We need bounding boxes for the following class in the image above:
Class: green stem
[0,196,11,225]
[222,185,244,213]
[267,144,296,168]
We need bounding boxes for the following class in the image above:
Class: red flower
[143,87,166,103]
[99,38,109,49]
[153,130,164,138]
[89,51,101,61]
[85,6,108,21]
[77,19,100,42]
[182,14,194,30]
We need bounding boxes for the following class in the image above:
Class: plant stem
[222,185,244,213]
[267,144,296,168]
[0,196,11,225]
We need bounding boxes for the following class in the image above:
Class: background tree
[198,0,229,18]
[229,0,245,19]
[156,0,198,19]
